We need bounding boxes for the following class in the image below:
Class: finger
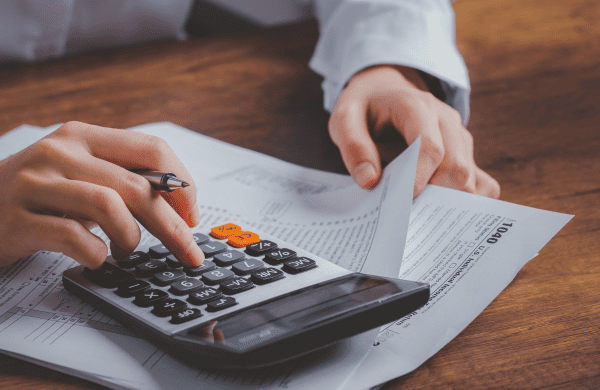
[429,115,477,194]
[21,175,141,260]
[26,212,107,269]
[386,93,444,197]
[329,99,382,189]
[475,168,501,199]
[55,122,200,227]
[62,154,204,267]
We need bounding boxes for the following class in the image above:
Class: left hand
[328,65,500,199]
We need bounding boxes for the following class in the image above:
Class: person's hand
[328,65,500,199]
[0,121,205,269]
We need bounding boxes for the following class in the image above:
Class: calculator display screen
[189,275,402,349]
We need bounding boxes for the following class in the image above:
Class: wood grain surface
[0,0,599,389]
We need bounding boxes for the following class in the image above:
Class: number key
[232,258,264,276]
[151,269,186,286]
[170,278,205,295]
[136,260,168,277]
[199,241,228,257]
[202,268,235,285]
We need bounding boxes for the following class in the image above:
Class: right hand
[0,121,205,269]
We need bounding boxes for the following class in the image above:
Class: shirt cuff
[308,0,471,124]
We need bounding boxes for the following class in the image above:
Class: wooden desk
[0,0,598,388]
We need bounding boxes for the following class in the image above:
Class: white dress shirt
[0,0,470,123]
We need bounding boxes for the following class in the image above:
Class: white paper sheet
[0,123,572,390]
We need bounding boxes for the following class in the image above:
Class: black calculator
[63,223,430,369]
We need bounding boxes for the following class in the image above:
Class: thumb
[328,103,382,189]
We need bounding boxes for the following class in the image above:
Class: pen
[134,170,190,192]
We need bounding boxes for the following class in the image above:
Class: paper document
[0,123,572,390]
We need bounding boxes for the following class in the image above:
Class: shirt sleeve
[0,0,192,63]
[306,0,471,125]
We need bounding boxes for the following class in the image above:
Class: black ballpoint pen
[134,170,190,192]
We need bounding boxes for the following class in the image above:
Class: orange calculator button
[211,224,242,239]
[228,232,260,248]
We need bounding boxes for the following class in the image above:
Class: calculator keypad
[78,223,328,330]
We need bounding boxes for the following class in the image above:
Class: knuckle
[56,121,84,137]
[89,187,122,216]
[140,134,171,160]
[127,174,153,198]
[59,221,86,253]
[421,136,445,166]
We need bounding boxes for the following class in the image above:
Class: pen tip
[182,182,190,188]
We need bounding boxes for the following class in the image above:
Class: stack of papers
[0,122,572,390]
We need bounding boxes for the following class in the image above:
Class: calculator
[62,223,430,369]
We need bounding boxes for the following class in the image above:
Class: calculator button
[220,276,255,294]
[264,248,297,265]
[83,262,133,288]
[245,240,278,256]
[283,257,317,274]
[171,308,203,324]
[135,260,168,277]
[170,278,205,295]
[152,299,188,317]
[188,287,223,305]
[193,233,210,245]
[117,251,150,269]
[199,241,228,257]
[213,250,245,266]
[183,260,216,276]
[251,268,286,285]
[210,223,241,239]
[116,279,151,297]
[134,289,169,307]
[151,269,186,286]
[228,232,260,248]
[165,255,183,268]
[202,268,235,285]
[206,297,237,312]
[232,258,265,276]
[149,243,170,258]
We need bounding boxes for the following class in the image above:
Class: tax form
[0,123,572,390]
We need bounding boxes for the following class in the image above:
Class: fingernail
[354,162,377,188]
